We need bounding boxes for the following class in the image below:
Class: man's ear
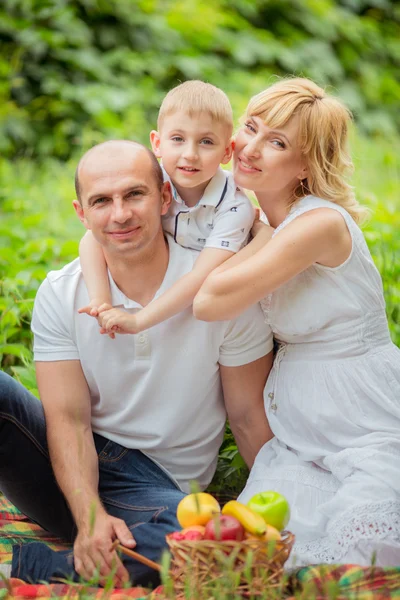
[160,181,172,216]
[150,130,162,158]
[72,199,90,229]
[220,138,234,165]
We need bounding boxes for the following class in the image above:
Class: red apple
[169,531,186,541]
[204,515,245,541]
[180,525,205,540]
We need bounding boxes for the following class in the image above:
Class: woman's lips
[237,157,261,173]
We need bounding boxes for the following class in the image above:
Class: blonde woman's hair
[157,80,233,137]
[246,77,368,224]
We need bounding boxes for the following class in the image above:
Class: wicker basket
[166,530,295,597]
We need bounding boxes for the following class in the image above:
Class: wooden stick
[111,540,161,572]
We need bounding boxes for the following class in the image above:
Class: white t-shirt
[32,235,273,492]
[162,167,255,252]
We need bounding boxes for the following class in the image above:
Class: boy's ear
[72,199,90,229]
[150,130,162,158]
[220,138,234,165]
[160,181,172,216]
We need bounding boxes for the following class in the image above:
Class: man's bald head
[74,140,164,205]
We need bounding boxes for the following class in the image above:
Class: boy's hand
[98,308,140,335]
[79,302,116,338]
[78,299,112,318]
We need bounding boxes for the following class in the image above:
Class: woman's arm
[212,219,274,276]
[78,231,112,316]
[193,208,352,322]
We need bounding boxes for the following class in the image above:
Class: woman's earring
[300,179,306,195]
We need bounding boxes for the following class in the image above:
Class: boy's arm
[98,247,233,334]
[78,231,112,316]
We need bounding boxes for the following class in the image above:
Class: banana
[222,500,266,536]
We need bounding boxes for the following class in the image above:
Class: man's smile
[106,226,141,239]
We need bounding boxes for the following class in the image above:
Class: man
[0,140,274,586]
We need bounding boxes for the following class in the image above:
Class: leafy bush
[1,0,400,159]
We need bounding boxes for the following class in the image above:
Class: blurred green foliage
[1,0,400,159]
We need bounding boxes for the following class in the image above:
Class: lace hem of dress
[293,500,400,564]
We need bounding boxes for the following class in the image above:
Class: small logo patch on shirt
[198,238,206,243]
[230,206,238,212]
[221,241,230,247]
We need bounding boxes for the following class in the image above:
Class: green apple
[247,491,290,531]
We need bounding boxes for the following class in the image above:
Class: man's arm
[36,360,134,585]
[219,352,274,468]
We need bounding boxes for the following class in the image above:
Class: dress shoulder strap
[272,196,366,271]
[273,195,360,240]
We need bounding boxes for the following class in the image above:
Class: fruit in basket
[204,515,245,541]
[221,500,266,536]
[181,525,205,540]
[177,493,221,528]
[244,524,281,542]
[247,491,290,531]
[169,530,186,541]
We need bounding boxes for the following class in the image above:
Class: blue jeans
[0,371,185,586]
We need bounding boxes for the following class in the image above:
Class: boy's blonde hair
[246,77,369,224]
[158,80,233,137]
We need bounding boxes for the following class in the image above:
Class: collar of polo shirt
[107,234,194,310]
[161,165,228,208]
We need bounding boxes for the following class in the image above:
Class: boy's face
[150,111,233,201]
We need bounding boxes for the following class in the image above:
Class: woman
[193,78,400,567]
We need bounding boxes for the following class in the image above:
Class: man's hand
[98,308,140,335]
[73,511,136,587]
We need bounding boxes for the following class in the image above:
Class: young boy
[78,80,256,334]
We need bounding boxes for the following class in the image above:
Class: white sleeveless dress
[238,195,400,567]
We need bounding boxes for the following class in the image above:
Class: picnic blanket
[1,495,399,599]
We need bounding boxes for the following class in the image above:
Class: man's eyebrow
[87,183,150,204]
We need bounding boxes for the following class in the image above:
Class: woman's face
[233,114,307,199]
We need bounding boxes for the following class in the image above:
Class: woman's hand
[251,209,275,241]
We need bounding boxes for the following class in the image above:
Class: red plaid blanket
[1,495,399,598]
[0,495,70,565]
